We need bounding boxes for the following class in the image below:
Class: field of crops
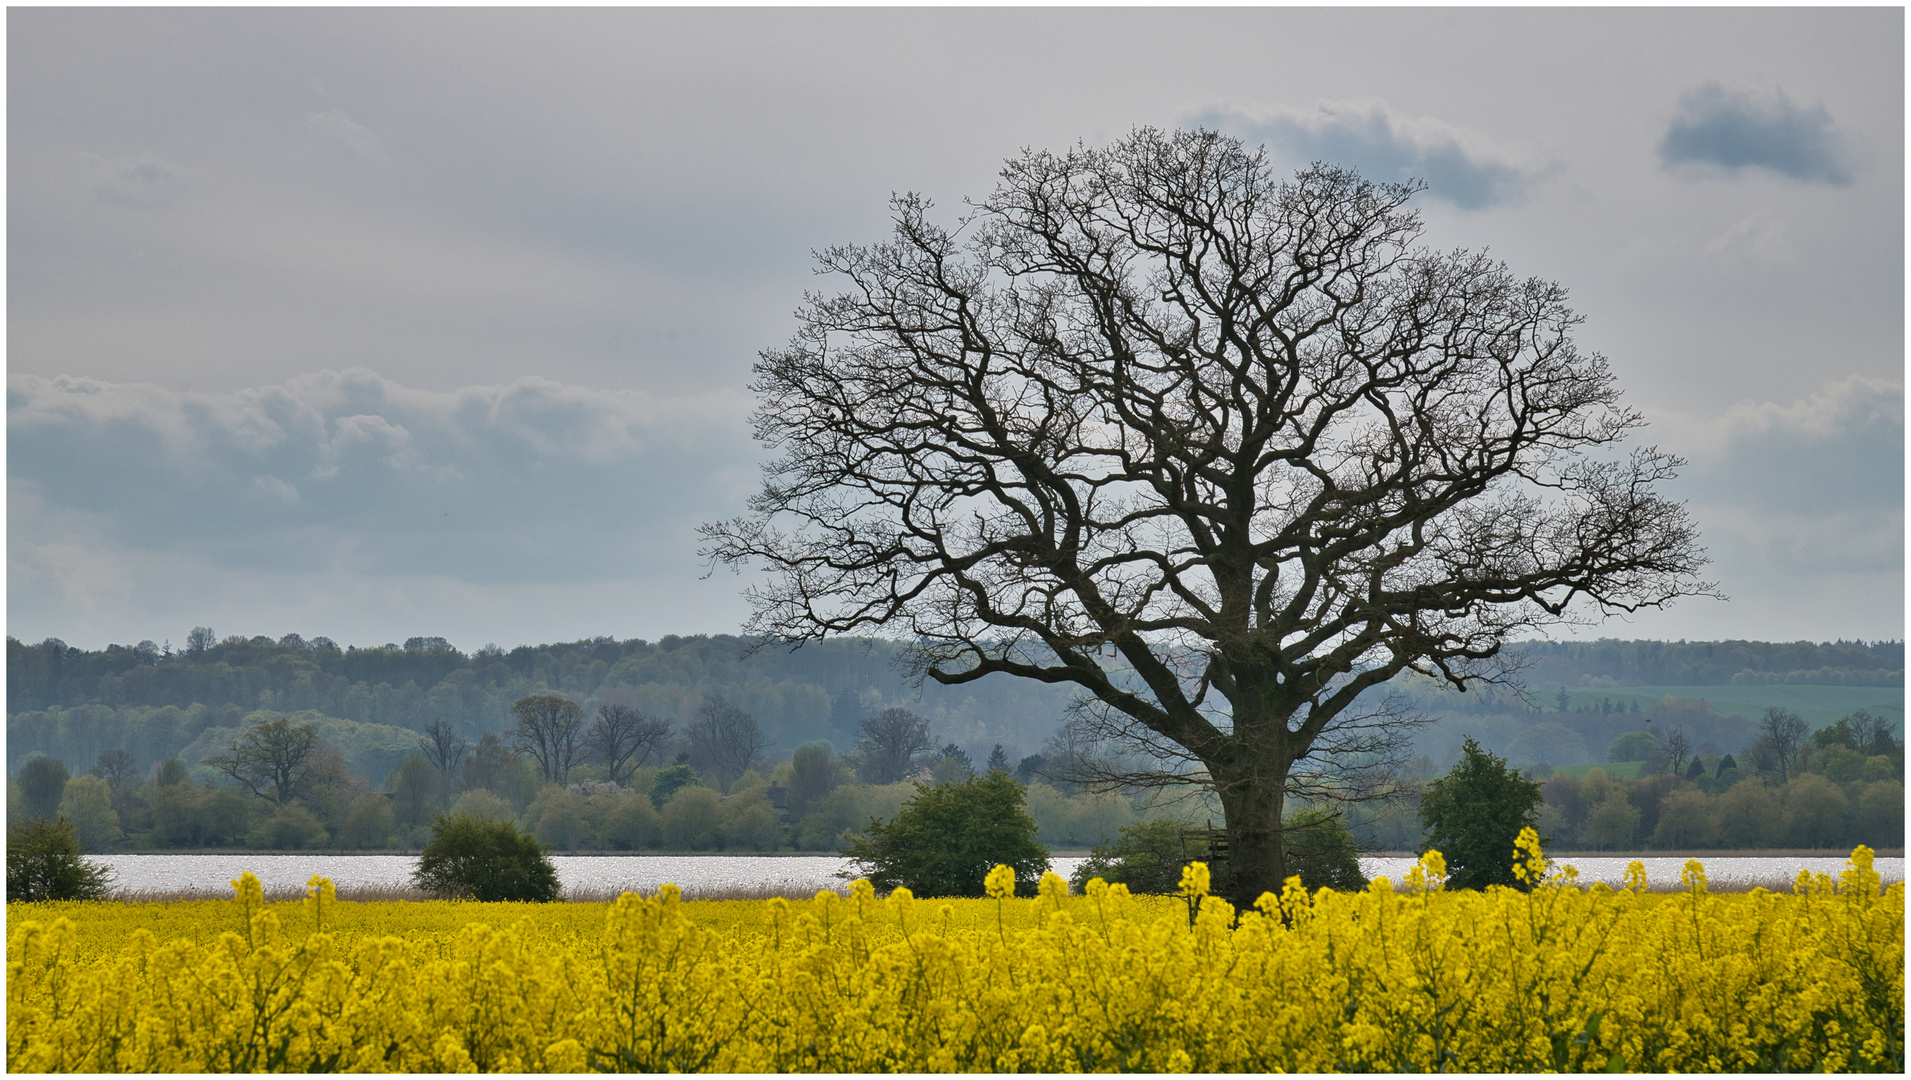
[8,836,1902,1072]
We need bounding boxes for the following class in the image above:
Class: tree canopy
[703,127,1712,903]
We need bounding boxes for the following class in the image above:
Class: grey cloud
[1661,376,1902,576]
[7,370,756,586]
[1199,103,1534,209]
[1658,82,1853,184]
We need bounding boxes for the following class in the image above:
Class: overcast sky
[8,7,1903,652]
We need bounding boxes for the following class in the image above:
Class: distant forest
[6,632,1901,855]
[6,632,1902,781]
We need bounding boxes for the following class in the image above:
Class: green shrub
[6,818,113,901]
[1069,818,1197,894]
[1281,809,1368,891]
[843,772,1049,897]
[412,814,560,902]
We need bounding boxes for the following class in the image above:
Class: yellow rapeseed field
[7,833,1902,1072]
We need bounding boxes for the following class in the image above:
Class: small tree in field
[1417,737,1545,890]
[843,772,1048,897]
[412,814,560,902]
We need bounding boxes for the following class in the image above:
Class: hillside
[7,633,1902,783]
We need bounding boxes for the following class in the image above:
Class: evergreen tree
[1417,737,1545,890]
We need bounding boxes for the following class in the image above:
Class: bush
[6,818,113,901]
[252,803,329,850]
[660,786,723,849]
[843,772,1049,896]
[1282,809,1368,891]
[338,793,396,849]
[412,814,561,901]
[597,789,660,850]
[1069,818,1196,893]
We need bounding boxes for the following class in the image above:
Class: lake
[87,852,1904,897]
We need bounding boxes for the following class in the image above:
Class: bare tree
[1845,708,1897,757]
[1755,707,1809,784]
[587,703,672,787]
[1659,725,1694,779]
[203,717,320,805]
[850,707,935,784]
[509,695,585,784]
[418,719,469,792]
[702,128,1714,904]
[686,695,762,794]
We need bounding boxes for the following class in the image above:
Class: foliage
[8,849,1904,1072]
[17,755,70,819]
[385,752,447,830]
[1418,738,1545,889]
[1606,730,1658,762]
[785,743,841,819]
[1281,809,1368,891]
[5,818,112,901]
[55,775,122,852]
[843,772,1049,897]
[337,793,395,849]
[412,814,560,902]
[447,788,515,823]
[1069,819,1200,894]
[648,763,702,809]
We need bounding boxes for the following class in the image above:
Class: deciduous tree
[850,708,934,785]
[686,695,763,794]
[586,703,671,787]
[702,128,1713,904]
[1756,707,1809,784]
[509,695,585,784]
[418,719,469,791]
[203,717,319,806]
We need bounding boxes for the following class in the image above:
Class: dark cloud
[1199,103,1532,210]
[1658,82,1853,184]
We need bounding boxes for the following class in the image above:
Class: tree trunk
[1213,765,1289,910]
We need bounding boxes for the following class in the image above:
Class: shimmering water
[87,852,1903,896]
